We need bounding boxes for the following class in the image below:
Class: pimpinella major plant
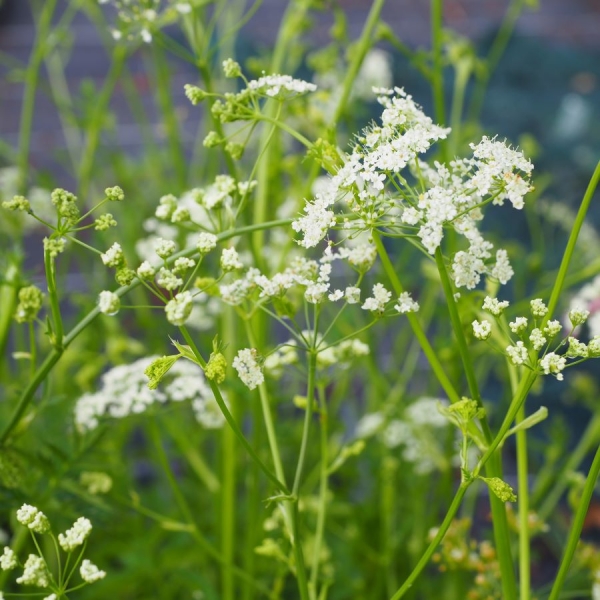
[1,1,600,599]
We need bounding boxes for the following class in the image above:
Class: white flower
[483,296,509,316]
[248,74,317,98]
[58,517,92,552]
[566,337,588,358]
[506,341,528,366]
[100,242,124,268]
[16,505,50,533]
[544,320,562,337]
[472,320,492,340]
[173,257,196,274]
[394,292,419,314]
[154,237,177,259]
[490,249,514,284]
[44,594,57,600]
[305,283,329,304]
[362,283,391,313]
[197,232,218,254]
[220,247,243,271]
[529,328,547,351]
[16,554,49,587]
[165,291,193,326]
[345,286,361,304]
[509,317,528,334]
[137,261,156,280]
[539,352,567,380]
[569,307,590,327]
[233,349,264,390]
[328,289,344,302]
[1,546,17,570]
[292,192,336,248]
[355,412,385,438]
[530,298,548,317]
[98,291,120,316]
[156,268,183,291]
[80,559,106,583]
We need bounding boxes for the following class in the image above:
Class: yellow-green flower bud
[481,476,517,503]
[2,195,30,212]
[222,58,242,78]
[144,355,181,390]
[105,185,124,201]
[14,285,44,323]
[94,213,117,231]
[205,351,227,384]
[43,237,66,258]
[184,84,207,105]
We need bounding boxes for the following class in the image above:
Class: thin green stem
[389,483,470,599]
[244,323,287,487]
[516,403,530,600]
[44,250,64,349]
[150,43,187,189]
[17,0,59,193]
[372,231,460,403]
[547,443,600,600]
[179,326,288,492]
[221,305,237,600]
[78,44,128,201]
[545,161,600,322]
[431,0,448,161]
[331,0,386,132]
[309,383,329,600]
[0,219,292,445]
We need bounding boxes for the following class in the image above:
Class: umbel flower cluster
[473,297,600,381]
[293,87,533,289]
[0,505,105,597]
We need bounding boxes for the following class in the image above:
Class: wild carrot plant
[1,1,600,599]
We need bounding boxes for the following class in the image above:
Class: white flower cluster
[293,88,533,289]
[233,348,264,390]
[479,296,600,381]
[80,559,106,583]
[356,397,450,475]
[568,275,600,337]
[74,357,225,431]
[16,504,50,534]
[58,517,92,552]
[16,554,49,587]
[248,74,317,98]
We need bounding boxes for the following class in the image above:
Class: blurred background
[0,0,599,201]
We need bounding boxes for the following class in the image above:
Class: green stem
[431,0,448,161]
[221,306,237,600]
[0,219,292,444]
[536,413,600,521]
[17,0,58,193]
[331,0,386,131]
[44,250,64,350]
[292,351,317,496]
[149,416,268,595]
[150,43,187,189]
[244,323,287,487]
[389,483,470,599]
[545,161,600,321]
[0,261,20,366]
[468,0,527,123]
[252,0,311,257]
[78,44,128,202]
[434,248,517,600]
[516,403,530,600]
[179,326,287,492]
[372,231,460,404]
[309,383,328,600]
[547,443,600,600]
